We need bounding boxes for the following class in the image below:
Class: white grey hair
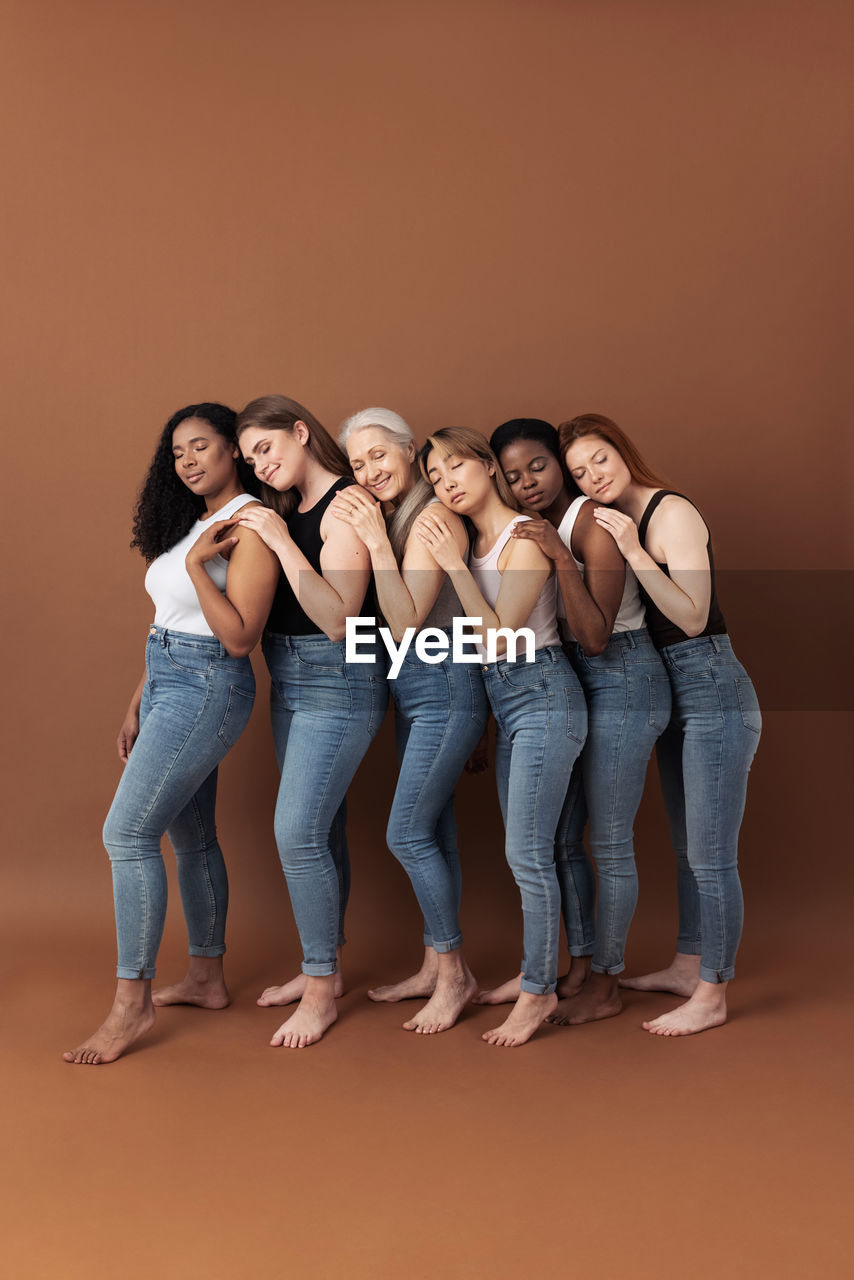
[338,406,434,561]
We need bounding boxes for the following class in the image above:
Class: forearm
[556,556,613,655]
[446,568,501,635]
[187,564,261,656]
[127,670,146,715]
[626,547,709,636]
[361,539,417,639]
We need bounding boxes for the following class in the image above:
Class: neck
[542,487,572,529]
[297,455,344,510]
[470,488,517,544]
[203,477,243,518]
[615,480,660,521]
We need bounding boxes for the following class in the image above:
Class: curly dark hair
[131,403,260,562]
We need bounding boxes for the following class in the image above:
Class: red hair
[558,414,665,487]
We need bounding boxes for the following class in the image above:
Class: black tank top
[636,490,727,650]
[267,477,369,636]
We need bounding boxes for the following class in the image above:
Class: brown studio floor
[3,713,852,1280]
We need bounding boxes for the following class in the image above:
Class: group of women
[63,396,762,1064]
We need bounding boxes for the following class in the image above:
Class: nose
[522,473,537,490]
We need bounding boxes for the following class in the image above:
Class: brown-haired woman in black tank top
[559,414,761,1037]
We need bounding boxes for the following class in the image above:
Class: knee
[386,814,428,865]
[273,811,318,870]
[102,809,136,861]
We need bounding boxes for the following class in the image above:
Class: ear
[293,420,310,446]
[406,442,416,462]
[487,462,495,476]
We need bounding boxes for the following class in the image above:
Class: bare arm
[185,515,280,658]
[593,497,712,637]
[512,505,624,655]
[416,513,551,641]
[236,504,371,642]
[117,669,147,763]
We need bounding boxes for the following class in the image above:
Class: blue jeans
[263,632,388,976]
[556,629,671,974]
[103,627,256,980]
[483,646,587,994]
[656,634,761,983]
[388,640,489,952]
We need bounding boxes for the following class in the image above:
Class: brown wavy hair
[419,426,520,511]
[558,414,666,488]
[236,394,351,517]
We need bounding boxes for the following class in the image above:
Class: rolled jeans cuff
[520,977,556,996]
[116,965,155,981]
[301,961,338,977]
[188,944,226,958]
[569,946,594,959]
[700,964,734,984]
[427,934,463,954]
[592,961,625,976]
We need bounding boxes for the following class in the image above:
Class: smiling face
[424,448,495,515]
[497,438,566,513]
[564,434,632,504]
[172,418,239,496]
[239,422,309,490]
[346,426,415,504]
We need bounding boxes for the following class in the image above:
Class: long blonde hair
[237,394,350,517]
[419,426,520,511]
[339,406,433,560]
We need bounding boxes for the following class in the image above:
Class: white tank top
[144,493,258,634]
[469,515,559,655]
[556,496,645,638]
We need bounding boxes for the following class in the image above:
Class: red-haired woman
[561,414,761,1036]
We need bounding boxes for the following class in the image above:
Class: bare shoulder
[646,493,709,560]
[503,530,549,570]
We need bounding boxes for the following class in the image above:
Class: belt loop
[160,629,167,647]
[625,632,636,649]
[711,635,721,654]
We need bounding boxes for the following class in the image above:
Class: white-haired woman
[331,408,488,1033]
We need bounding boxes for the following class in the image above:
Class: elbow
[325,621,347,644]
[225,641,253,659]
[681,618,707,638]
[580,635,608,657]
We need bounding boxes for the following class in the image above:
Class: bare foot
[643,980,728,1037]
[472,972,521,1005]
[368,947,439,1002]
[548,972,622,1025]
[619,952,701,997]
[482,990,558,1047]
[555,956,591,999]
[270,978,338,1049]
[403,959,477,1034]
[259,948,344,1006]
[153,960,230,1009]
[63,982,155,1065]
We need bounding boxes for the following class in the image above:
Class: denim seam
[388,709,462,946]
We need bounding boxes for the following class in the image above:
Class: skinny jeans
[555,629,671,974]
[263,632,388,976]
[656,633,761,982]
[483,646,587,995]
[103,626,255,980]
[388,639,489,952]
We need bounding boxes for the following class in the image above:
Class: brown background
[1,2,851,1277]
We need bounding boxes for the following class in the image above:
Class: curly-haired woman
[64,403,279,1065]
